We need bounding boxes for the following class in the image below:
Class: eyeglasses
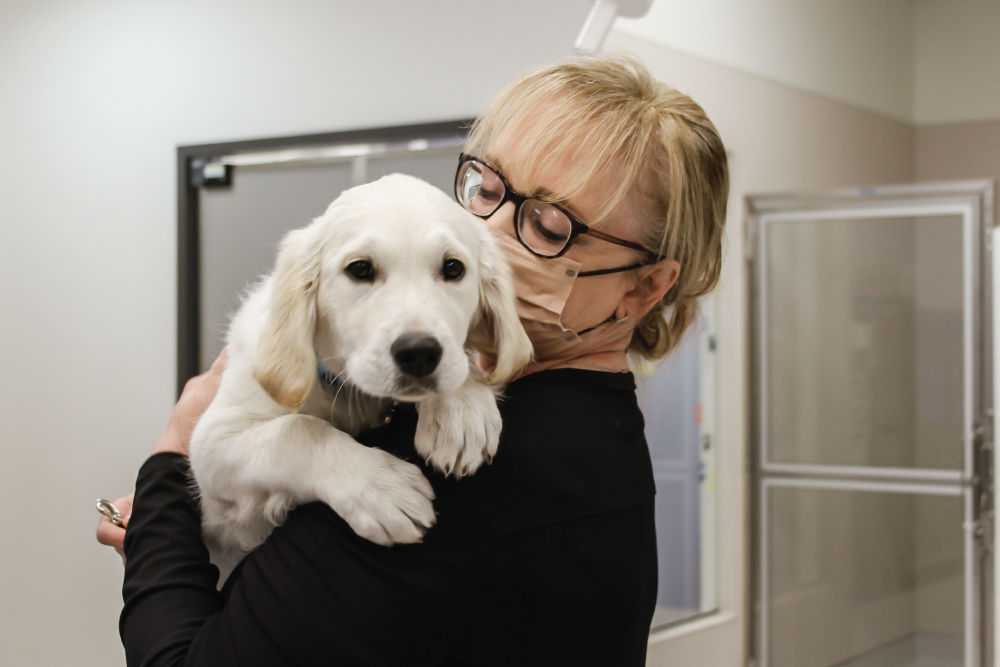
[454,153,658,260]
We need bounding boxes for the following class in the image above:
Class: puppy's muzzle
[391,333,443,378]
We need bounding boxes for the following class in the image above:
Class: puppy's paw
[325,447,436,546]
[414,382,501,478]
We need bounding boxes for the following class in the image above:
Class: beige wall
[916,119,1000,185]
[914,0,1000,125]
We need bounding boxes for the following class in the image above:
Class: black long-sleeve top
[120,369,658,666]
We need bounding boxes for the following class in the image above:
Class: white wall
[913,0,1000,124]
[0,1,590,665]
[614,0,915,122]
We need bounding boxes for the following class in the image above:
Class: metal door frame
[747,180,995,667]
[993,225,1000,667]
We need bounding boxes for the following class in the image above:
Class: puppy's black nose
[391,334,443,378]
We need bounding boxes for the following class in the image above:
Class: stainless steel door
[748,182,994,667]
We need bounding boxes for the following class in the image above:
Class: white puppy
[189,173,532,566]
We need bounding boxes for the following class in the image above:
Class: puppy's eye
[442,258,465,281]
[345,260,375,282]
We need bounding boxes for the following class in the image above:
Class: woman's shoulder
[452,368,654,535]
[353,367,654,539]
[500,368,645,442]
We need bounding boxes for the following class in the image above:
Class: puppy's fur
[189,174,532,566]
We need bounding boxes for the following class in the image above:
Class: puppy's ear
[471,232,533,385]
[253,227,321,411]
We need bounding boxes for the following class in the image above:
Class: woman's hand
[96,493,133,561]
[152,348,228,456]
[97,349,228,559]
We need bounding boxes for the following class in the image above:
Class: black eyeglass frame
[454,153,662,261]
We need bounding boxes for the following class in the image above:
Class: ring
[96,498,126,527]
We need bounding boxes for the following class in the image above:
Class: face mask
[493,232,638,369]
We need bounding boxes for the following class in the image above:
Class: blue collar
[317,363,346,389]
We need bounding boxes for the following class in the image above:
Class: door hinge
[973,410,995,553]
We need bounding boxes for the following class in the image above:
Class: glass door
[748,182,994,667]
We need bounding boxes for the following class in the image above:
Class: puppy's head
[253,173,531,411]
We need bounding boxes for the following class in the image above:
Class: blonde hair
[466,54,729,360]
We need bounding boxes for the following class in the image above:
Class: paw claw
[414,384,501,480]
[330,448,436,546]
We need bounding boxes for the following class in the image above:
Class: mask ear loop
[575,309,629,336]
[577,262,648,277]
[572,259,647,334]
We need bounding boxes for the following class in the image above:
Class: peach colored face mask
[492,233,636,371]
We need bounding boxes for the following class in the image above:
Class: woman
[98,54,728,666]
